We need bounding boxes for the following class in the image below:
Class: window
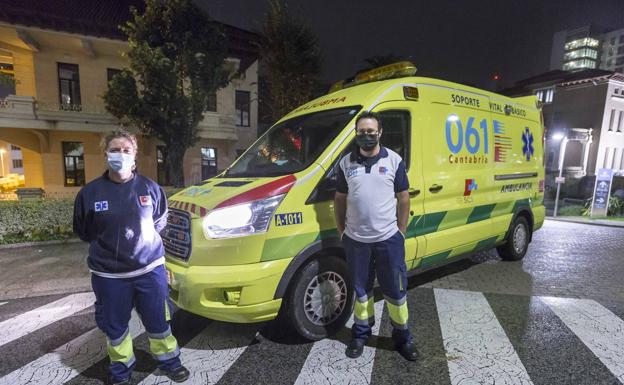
[12,159,23,169]
[206,92,217,112]
[62,142,85,186]
[10,145,20,151]
[0,62,15,98]
[378,110,411,166]
[609,47,615,57]
[107,68,122,84]
[616,89,621,95]
[156,145,171,186]
[618,51,624,61]
[620,35,624,44]
[535,88,554,104]
[235,90,250,127]
[201,147,217,179]
[609,109,616,131]
[225,106,361,178]
[611,37,617,45]
[535,90,544,102]
[619,111,624,133]
[307,109,411,204]
[58,63,81,110]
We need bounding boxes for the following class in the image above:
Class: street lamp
[0,148,5,178]
[552,134,567,217]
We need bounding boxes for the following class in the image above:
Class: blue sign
[591,168,613,216]
[94,201,109,212]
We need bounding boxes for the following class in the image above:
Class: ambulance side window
[306,142,356,204]
[307,110,410,204]
[378,110,410,169]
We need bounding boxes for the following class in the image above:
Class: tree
[103,0,233,187]
[260,0,322,124]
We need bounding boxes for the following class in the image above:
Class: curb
[546,217,624,229]
[0,237,82,250]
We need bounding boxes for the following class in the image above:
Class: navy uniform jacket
[73,171,168,276]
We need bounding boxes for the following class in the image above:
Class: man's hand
[396,190,410,236]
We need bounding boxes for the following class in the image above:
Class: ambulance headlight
[202,194,285,239]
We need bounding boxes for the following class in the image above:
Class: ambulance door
[372,102,425,266]
[418,89,495,261]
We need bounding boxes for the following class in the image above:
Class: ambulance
[163,61,545,340]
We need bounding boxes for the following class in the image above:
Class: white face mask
[106,152,135,174]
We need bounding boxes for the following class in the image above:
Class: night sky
[206,0,624,90]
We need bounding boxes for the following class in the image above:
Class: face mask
[355,133,379,151]
[107,152,135,173]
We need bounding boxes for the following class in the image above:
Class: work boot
[397,341,418,361]
[163,365,190,383]
[345,338,365,359]
[108,376,131,385]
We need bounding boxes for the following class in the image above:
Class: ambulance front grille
[163,209,191,260]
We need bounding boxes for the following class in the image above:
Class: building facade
[550,25,624,73]
[0,1,259,198]
[504,70,624,178]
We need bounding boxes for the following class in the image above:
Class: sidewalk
[546,215,624,228]
[0,241,91,300]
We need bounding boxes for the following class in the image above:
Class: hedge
[0,199,75,244]
[0,188,185,245]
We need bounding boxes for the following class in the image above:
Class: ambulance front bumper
[165,257,291,323]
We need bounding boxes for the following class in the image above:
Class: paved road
[0,220,623,385]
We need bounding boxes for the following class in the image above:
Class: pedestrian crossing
[1,288,624,385]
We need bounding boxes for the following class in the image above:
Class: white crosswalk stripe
[4,289,624,385]
[0,311,144,385]
[294,301,384,385]
[434,288,534,385]
[137,322,259,385]
[541,296,624,384]
[0,292,95,348]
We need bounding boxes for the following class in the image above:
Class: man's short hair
[355,111,382,130]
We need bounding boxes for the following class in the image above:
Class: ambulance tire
[497,216,530,261]
[284,255,354,341]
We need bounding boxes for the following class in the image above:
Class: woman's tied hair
[101,128,138,153]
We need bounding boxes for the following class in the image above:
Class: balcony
[0,95,238,140]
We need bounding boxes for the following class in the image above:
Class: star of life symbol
[522,127,534,161]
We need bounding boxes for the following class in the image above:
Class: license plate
[166,269,173,285]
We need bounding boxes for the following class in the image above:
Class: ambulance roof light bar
[329,61,417,93]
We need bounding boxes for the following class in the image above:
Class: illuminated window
[62,142,85,186]
[535,88,554,104]
[564,37,599,50]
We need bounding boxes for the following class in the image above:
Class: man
[334,111,417,361]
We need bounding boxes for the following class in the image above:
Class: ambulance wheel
[497,216,530,261]
[285,255,354,341]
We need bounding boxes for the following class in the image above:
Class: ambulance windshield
[224,106,361,177]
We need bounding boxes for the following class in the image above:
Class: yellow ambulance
[163,62,545,340]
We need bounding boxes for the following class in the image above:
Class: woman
[73,129,189,385]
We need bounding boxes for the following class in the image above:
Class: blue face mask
[107,152,135,173]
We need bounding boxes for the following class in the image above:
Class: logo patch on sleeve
[139,195,152,206]
[94,201,109,212]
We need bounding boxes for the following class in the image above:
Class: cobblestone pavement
[1,220,624,385]
[417,220,624,304]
